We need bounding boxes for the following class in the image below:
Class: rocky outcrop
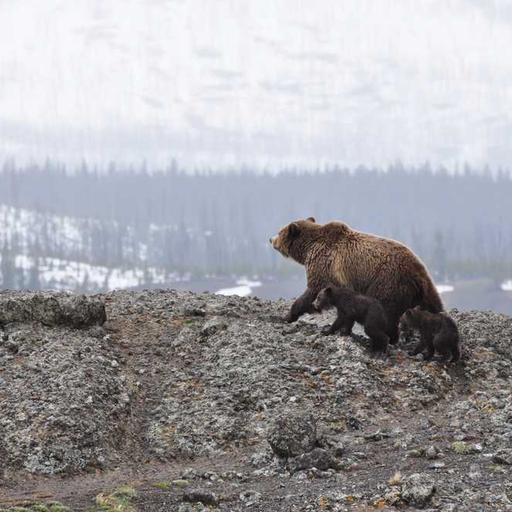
[0,292,122,475]
[1,290,512,511]
[0,291,106,328]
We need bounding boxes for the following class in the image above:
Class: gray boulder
[267,411,317,458]
[0,292,106,328]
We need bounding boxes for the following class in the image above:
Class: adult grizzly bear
[269,217,443,343]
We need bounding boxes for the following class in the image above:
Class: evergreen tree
[0,243,15,289]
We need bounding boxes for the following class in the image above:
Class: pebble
[493,450,512,465]
[182,489,219,507]
[172,479,190,488]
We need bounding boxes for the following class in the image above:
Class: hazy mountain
[1,0,512,169]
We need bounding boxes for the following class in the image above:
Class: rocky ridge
[0,290,511,511]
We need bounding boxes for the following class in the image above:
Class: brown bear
[269,217,443,344]
[312,286,390,351]
[399,306,460,362]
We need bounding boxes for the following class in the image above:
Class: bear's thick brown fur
[270,217,443,343]
[313,286,390,351]
[399,306,460,362]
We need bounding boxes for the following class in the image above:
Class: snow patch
[501,280,512,292]
[216,277,262,297]
[436,283,454,294]
[11,254,181,291]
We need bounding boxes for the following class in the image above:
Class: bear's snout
[269,233,290,257]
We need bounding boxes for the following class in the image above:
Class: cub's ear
[306,216,316,223]
[324,286,333,295]
[288,222,300,238]
[413,305,422,311]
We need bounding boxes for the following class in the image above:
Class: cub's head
[399,305,423,330]
[313,286,335,312]
[269,217,317,263]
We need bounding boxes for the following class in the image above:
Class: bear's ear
[324,286,333,295]
[288,222,300,238]
[413,305,422,311]
[306,216,316,223]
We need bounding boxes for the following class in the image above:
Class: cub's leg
[322,313,352,335]
[387,320,400,345]
[363,283,403,345]
[339,317,355,335]
[363,304,389,351]
[423,340,435,361]
[364,325,389,352]
[409,333,431,357]
[364,309,389,352]
[433,332,458,363]
[379,305,399,344]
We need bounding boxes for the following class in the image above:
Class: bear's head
[269,217,317,264]
[312,286,335,312]
[399,305,423,329]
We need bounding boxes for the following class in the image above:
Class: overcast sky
[1,0,511,170]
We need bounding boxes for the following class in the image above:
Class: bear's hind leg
[364,320,389,352]
[365,327,389,352]
[433,332,459,363]
[322,315,353,336]
[361,304,389,352]
[384,313,400,345]
[339,317,355,335]
[450,343,461,363]
[423,343,435,361]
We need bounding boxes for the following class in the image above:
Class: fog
[0,1,511,313]
[1,1,512,168]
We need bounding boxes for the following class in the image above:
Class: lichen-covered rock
[289,447,340,472]
[267,411,317,458]
[493,449,512,465]
[0,291,106,327]
[200,316,227,337]
[401,473,436,508]
[182,489,219,506]
[0,323,129,474]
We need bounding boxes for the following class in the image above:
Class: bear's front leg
[285,288,317,323]
[409,333,431,357]
[321,321,341,335]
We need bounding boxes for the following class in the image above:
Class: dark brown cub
[399,306,460,363]
[313,286,389,352]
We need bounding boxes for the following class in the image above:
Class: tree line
[0,160,511,290]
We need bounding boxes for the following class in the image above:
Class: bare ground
[1,290,512,511]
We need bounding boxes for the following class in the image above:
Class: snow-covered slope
[13,254,175,291]
[0,204,187,291]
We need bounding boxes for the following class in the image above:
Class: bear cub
[399,306,460,363]
[312,286,389,352]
